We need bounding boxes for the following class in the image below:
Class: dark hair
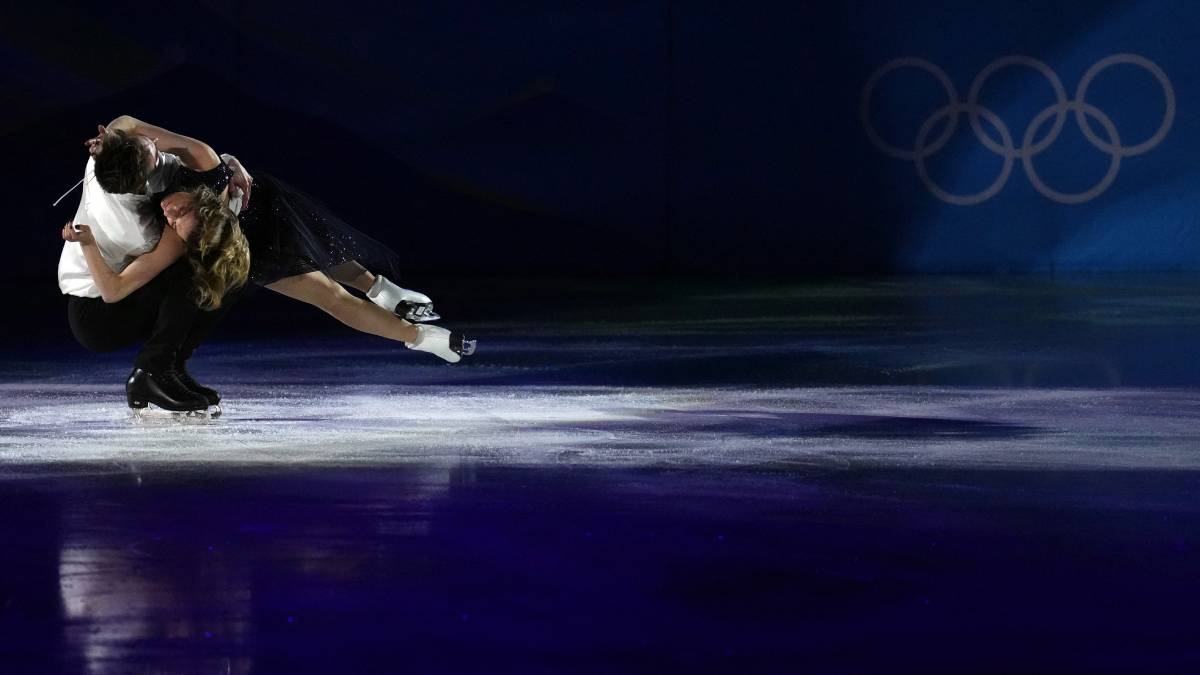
[93,130,150,194]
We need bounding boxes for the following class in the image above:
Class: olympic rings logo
[861,54,1175,205]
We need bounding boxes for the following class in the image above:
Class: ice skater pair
[59,115,475,416]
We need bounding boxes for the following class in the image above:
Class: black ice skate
[367,275,441,323]
[176,363,223,419]
[126,367,209,414]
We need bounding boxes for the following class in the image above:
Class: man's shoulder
[155,152,182,171]
[145,152,182,193]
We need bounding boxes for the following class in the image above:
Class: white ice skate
[405,325,476,364]
[367,275,440,322]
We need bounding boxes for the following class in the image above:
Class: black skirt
[238,173,405,286]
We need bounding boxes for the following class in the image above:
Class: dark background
[2,1,1197,340]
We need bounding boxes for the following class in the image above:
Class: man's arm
[62,223,187,303]
[106,115,221,171]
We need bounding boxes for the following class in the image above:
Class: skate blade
[130,405,220,424]
[399,301,441,323]
[454,337,477,357]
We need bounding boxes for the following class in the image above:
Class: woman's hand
[227,157,253,207]
[84,125,106,156]
[62,221,95,246]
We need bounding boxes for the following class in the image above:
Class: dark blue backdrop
[4,0,1197,283]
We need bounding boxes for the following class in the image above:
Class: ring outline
[861,53,1174,204]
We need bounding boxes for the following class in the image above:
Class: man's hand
[226,157,253,207]
[62,222,95,246]
[84,124,107,157]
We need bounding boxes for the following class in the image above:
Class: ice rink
[2,278,1199,672]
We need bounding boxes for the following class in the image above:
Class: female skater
[69,116,474,411]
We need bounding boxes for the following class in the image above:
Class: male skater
[58,122,252,414]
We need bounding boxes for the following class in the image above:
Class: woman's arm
[106,115,221,171]
[62,222,187,303]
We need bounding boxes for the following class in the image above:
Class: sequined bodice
[171,160,234,194]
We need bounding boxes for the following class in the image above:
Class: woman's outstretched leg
[267,271,418,342]
[265,271,471,362]
[328,261,375,293]
[328,261,439,322]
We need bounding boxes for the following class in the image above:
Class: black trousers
[66,260,238,372]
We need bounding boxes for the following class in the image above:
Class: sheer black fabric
[235,173,405,286]
[159,163,405,287]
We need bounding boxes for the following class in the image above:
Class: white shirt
[57,156,173,298]
[57,152,241,298]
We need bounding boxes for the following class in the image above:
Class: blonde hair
[184,185,250,310]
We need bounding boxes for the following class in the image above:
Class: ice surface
[5,277,1200,471]
[3,382,1198,470]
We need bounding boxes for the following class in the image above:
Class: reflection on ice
[53,465,454,674]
